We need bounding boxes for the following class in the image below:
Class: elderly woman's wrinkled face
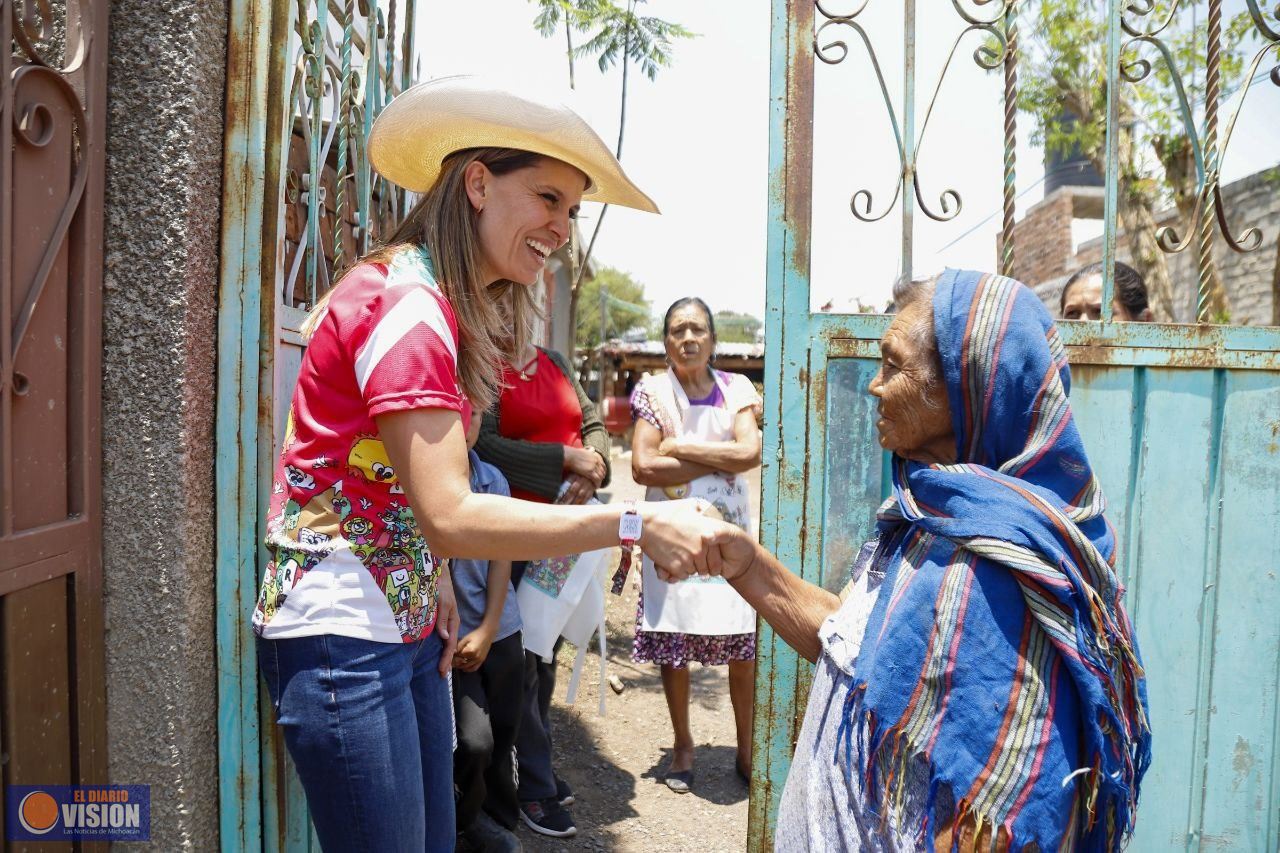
[665,304,714,374]
[868,299,956,464]
[466,157,586,286]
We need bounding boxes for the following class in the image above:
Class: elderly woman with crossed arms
[677,270,1151,852]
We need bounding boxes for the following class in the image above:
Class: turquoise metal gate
[750,1,1280,850]
[216,0,417,848]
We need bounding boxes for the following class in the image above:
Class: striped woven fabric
[842,270,1151,852]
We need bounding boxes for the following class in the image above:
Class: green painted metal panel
[215,1,279,849]
[1198,372,1280,851]
[1064,366,1141,587]
[1126,369,1221,850]
[747,0,820,847]
[820,359,885,593]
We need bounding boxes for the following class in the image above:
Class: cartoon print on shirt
[711,497,750,531]
[284,464,315,491]
[378,502,420,549]
[331,485,351,520]
[342,514,377,556]
[281,499,301,532]
[255,249,456,644]
[348,436,397,485]
[289,487,346,542]
[297,527,330,547]
[254,548,322,624]
[282,408,296,453]
[372,546,437,639]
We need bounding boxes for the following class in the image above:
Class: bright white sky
[416,2,1279,320]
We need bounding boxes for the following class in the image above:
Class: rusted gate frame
[217,0,289,849]
[217,1,417,849]
[750,0,1280,849]
[1,0,109,830]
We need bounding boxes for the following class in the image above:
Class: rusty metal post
[901,0,916,283]
[1196,0,1222,322]
[216,0,291,848]
[749,0,816,848]
[1001,1,1019,278]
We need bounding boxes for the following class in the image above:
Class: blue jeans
[258,633,455,852]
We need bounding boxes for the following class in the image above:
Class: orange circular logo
[18,791,59,834]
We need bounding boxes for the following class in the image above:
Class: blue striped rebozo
[846,269,1151,852]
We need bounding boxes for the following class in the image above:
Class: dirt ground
[519,448,760,853]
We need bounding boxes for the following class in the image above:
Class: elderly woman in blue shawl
[683,270,1150,851]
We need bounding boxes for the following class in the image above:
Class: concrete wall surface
[102,1,229,848]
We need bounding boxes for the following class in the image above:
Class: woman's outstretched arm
[718,532,840,664]
[378,407,720,571]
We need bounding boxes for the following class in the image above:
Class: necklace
[516,351,539,382]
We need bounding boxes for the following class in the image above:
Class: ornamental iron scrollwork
[1120,0,1278,321]
[814,0,1021,279]
[284,0,417,311]
[4,1,93,399]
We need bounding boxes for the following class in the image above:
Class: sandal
[664,769,694,794]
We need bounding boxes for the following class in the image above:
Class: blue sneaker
[518,798,577,838]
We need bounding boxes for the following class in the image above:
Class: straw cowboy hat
[369,75,659,214]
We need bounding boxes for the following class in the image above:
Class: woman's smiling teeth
[526,238,553,261]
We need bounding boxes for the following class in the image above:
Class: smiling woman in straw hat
[252,76,732,852]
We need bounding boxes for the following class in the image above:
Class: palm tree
[530,0,694,332]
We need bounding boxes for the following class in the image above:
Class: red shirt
[253,246,467,643]
[497,348,583,502]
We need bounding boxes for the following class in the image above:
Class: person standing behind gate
[629,297,763,793]
[452,406,524,853]
[1060,261,1154,322]
[252,77,729,853]
[473,327,611,839]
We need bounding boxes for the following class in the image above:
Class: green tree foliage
[1017,0,1256,320]
[529,1,694,331]
[712,311,763,344]
[575,265,651,350]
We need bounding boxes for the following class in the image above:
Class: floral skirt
[631,592,756,669]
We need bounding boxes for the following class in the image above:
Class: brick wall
[997,187,1076,285]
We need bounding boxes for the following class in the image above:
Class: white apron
[517,488,612,715]
[641,369,757,636]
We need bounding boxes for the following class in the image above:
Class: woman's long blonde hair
[303,147,544,412]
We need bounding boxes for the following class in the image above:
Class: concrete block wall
[1011,172,1279,324]
[1073,171,1279,324]
[1165,171,1279,324]
[102,2,228,848]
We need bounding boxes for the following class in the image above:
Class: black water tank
[1043,112,1104,194]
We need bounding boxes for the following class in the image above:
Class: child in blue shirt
[453,407,524,852]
